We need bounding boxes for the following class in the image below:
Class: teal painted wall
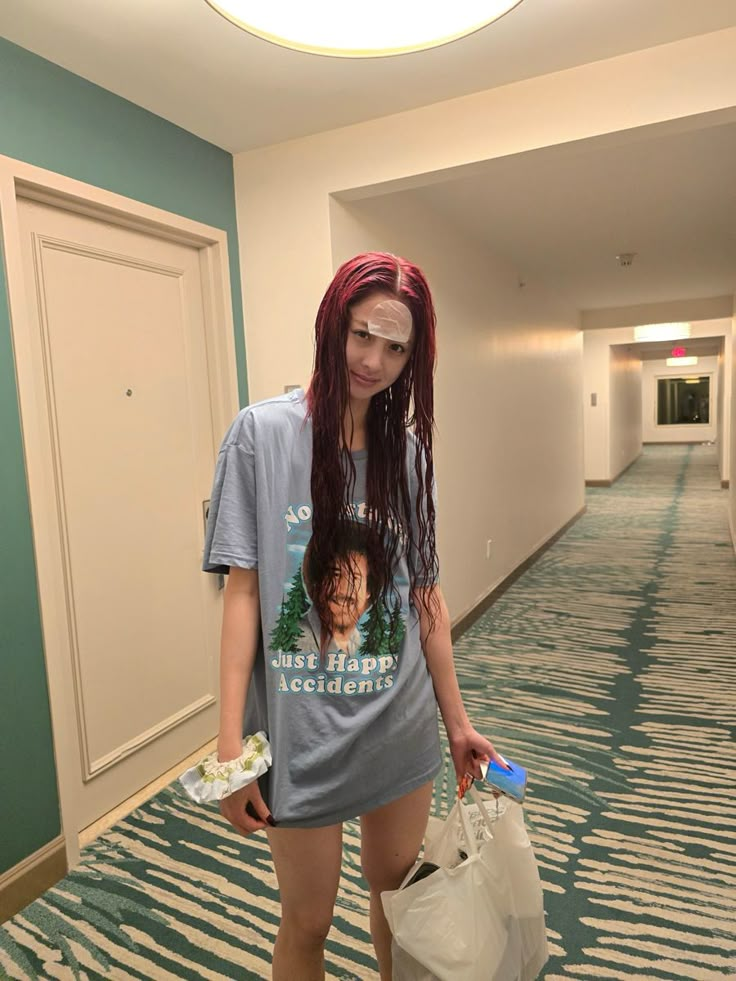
[0,37,247,876]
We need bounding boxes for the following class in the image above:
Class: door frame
[0,153,240,867]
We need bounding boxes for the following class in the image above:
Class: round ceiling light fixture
[205,1,526,58]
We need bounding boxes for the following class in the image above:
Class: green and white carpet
[2,444,734,980]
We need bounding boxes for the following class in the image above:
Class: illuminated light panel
[634,323,691,343]
[205,0,525,57]
[671,347,687,358]
[666,356,698,367]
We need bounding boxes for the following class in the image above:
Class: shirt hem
[272,757,443,829]
[203,553,258,572]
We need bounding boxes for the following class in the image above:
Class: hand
[448,725,509,790]
[219,780,275,837]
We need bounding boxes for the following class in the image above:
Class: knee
[362,855,413,895]
[281,905,333,947]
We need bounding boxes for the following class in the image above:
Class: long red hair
[306,252,439,642]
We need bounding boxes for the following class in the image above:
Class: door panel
[17,199,222,831]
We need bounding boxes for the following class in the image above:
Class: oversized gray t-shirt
[202,388,442,827]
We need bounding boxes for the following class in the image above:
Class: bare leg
[360,781,434,981]
[266,823,343,981]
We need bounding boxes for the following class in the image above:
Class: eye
[390,343,407,354]
[352,328,370,340]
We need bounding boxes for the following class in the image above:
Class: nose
[361,345,383,374]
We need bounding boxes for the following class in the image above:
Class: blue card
[480,755,527,803]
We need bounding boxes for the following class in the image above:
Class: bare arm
[414,585,469,738]
[414,584,505,780]
[215,566,275,833]
[217,566,261,762]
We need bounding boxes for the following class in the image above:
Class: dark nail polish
[266,815,276,827]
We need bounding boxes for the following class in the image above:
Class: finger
[456,751,484,781]
[248,786,277,827]
[242,800,268,832]
[468,750,487,780]
[470,749,489,776]
[483,742,510,770]
[220,797,265,836]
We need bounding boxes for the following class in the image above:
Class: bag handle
[452,784,498,856]
[455,792,481,856]
[466,784,500,838]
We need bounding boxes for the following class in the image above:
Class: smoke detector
[616,252,637,267]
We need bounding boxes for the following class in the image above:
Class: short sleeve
[202,410,258,574]
[408,442,440,588]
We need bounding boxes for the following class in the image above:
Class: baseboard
[0,836,67,924]
[612,451,642,483]
[451,505,586,642]
[586,452,642,488]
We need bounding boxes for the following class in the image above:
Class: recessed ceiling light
[666,356,698,367]
[205,0,525,57]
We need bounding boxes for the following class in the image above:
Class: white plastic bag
[382,787,548,981]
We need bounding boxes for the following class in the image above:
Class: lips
[351,371,379,386]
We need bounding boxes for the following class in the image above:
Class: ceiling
[408,119,736,311]
[2,2,735,315]
[616,337,725,361]
[1,0,736,153]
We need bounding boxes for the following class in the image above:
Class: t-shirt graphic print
[269,505,407,697]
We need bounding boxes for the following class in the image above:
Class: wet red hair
[306,252,440,642]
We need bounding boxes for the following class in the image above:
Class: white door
[16,197,224,836]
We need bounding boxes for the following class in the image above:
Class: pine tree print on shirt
[271,570,310,654]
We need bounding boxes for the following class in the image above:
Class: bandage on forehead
[365,299,413,344]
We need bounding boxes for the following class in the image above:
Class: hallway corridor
[0,446,734,980]
[457,444,736,980]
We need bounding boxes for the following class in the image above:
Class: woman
[201,252,504,980]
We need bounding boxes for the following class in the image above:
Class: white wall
[234,28,736,406]
[231,27,736,615]
[730,298,736,550]
[582,295,733,330]
[721,319,734,486]
[330,193,583,621]
[609,345,643,479]
[583,329,644,483]
[717,346,726,478]
[642,356,719,444]
[582,330,612,482]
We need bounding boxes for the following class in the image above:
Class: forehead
[349,292,415,344]
[349,291,395,320]
[336,550,368,569]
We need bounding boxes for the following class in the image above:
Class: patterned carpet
[1,444,734,980]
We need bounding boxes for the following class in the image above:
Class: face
[346,292,414,400]
[327,551,370,633]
